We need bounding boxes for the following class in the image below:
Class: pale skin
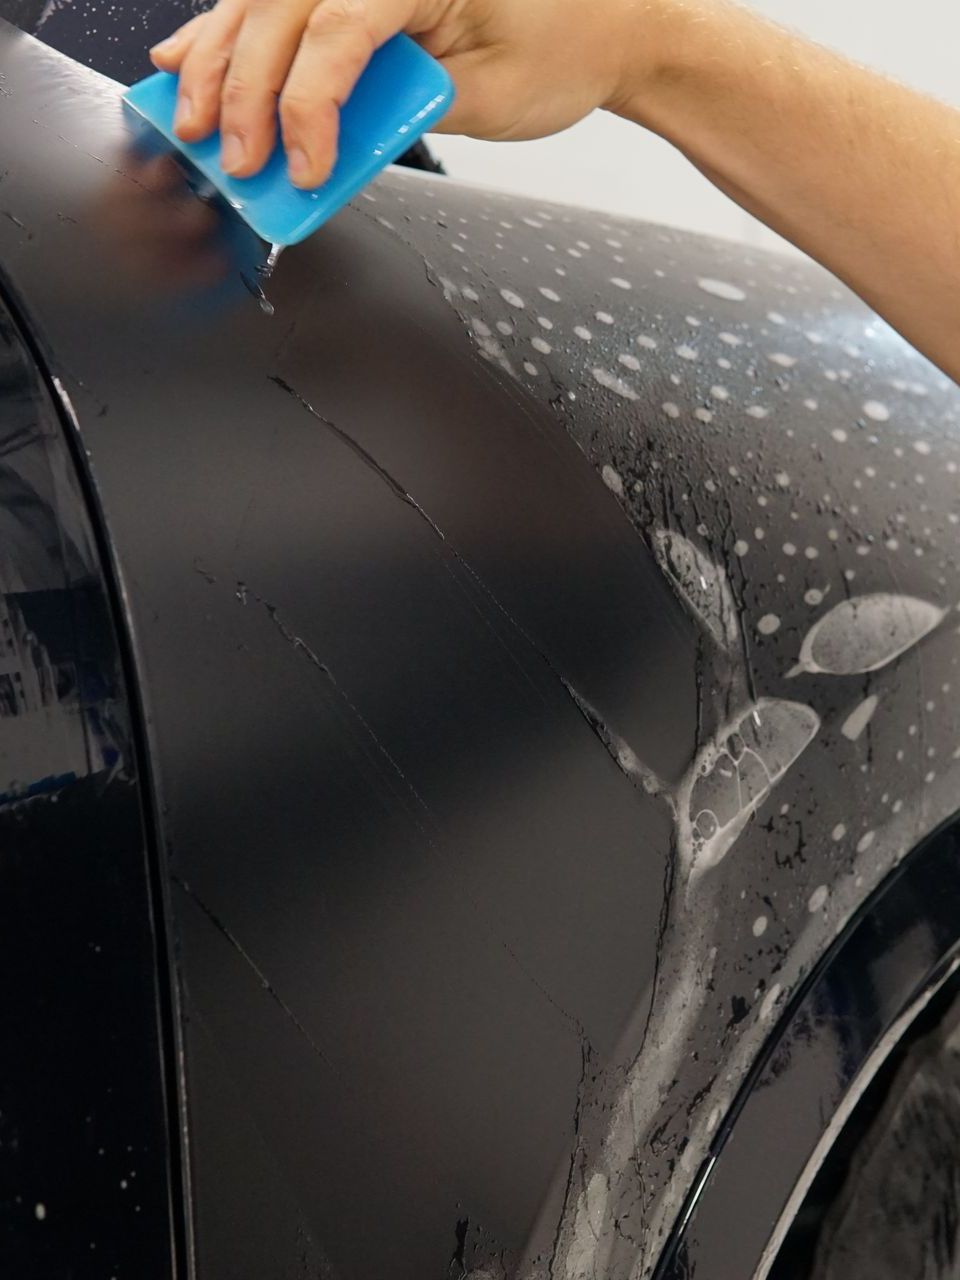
[151,0,960,382]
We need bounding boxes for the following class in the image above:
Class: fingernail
[287,147,311,185]
[173,94,192,131]
[220,133,246,174]
[150,35,177,54]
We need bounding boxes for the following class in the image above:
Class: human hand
[150,0,658,188]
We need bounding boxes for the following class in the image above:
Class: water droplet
[591,367,638,400]
[698,277,747,302]
[760,984,783,1021]
[788,594,945,676]
[841,694,879,741]
[681,699,820,880]
[601,465,624,497]
[808,885,829,914]
[862,400,890,422]
[653,530,738,649]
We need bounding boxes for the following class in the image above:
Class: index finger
[278,0,423,188]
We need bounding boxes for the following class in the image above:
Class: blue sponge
[123,34,454,246]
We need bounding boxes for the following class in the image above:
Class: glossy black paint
[0,294,175,1273]
[1,21,959,1280]
[0,27,693,1280]
[656,817,960,1279]
[791,981,960,1279]
[360,159,960,1280]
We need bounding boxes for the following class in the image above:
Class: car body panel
[658,817,960,1279]
[0,279,176,1275]
[0,22,959,1280]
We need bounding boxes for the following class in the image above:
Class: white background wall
[428,0,960,253]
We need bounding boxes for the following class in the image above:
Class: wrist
[603,0,734,130]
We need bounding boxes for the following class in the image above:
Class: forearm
[612,0,960,381]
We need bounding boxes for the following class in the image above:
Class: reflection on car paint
[0,286,175,1275]
[662,823,960,1279]
[0,317,122,805]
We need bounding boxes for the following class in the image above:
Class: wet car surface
[1,14,959,1280]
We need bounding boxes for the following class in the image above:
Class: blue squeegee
[123,34,454,246]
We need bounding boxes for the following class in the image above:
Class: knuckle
[192,16,232,59]
[279,92,316,131]
[182,47,227,92]
[305,0,370,39]
[331,43,369,78]
[170,11,205,42]
[221,73,253,109]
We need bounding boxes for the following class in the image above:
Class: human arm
[151,0,960,382]
[611,1,960,383]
